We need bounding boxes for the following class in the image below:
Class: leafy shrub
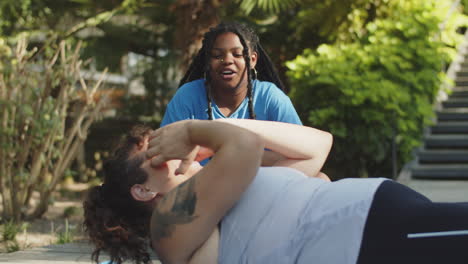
[63,206,79,219]
[287,0,467,178]
[2,220,19,242]
[56,219,74,244]
[0,36,107,221]
[1,221,28,252]
[5,240,20,253]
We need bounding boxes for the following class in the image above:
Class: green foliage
[2,220,20,241]
[117,52,177,124]
[289,0,377,44]
[5,240,20,253]
[287,0,467,178]
[0,36,107,221]
[463,0,468,14]
[234,0,300,14]
[1,221,28,252]
[56,219,74,244]
[0,0,33,35]
[63,206,79,219]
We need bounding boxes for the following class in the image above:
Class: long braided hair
[179,21,286,120]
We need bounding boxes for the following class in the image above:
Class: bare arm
[193,125,332,180]
[216,119,333,178]
[147,120,332,263]
[188,228,219,264]
[148,120,263,264]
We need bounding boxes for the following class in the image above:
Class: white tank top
[218,167,387,264]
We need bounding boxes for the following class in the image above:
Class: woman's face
[209,32,257,93]
[140,158,201,195]
[131,138,202,196]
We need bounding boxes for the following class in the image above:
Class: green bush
[56,219,74,244]
[5,240,20,253]
[1,221,28,252]
[62,206,79,219]
[287,0,467,178]
[0,36,107,221]
[2,220,19,242]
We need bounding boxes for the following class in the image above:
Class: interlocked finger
[175,146,199,175]
[144,120,196,170]
[146,137,160,159]
[148,128,162,141]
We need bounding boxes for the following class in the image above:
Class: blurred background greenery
[1,0,467,220]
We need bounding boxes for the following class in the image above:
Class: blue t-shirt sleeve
[272,97,302,125]
[160,84,195,127]
[161,99,184,127]
[266,86,302,125]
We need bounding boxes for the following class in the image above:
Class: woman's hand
[146,120,198,174]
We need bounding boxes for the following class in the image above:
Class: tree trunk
[31,190,52,220]
[172,0,223,72]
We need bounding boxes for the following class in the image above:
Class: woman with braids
[84,119,468,264]
[161,21,301,126]
[161,21,306,168]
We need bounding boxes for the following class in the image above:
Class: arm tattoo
[151,179,199,240]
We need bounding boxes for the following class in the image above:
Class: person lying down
[83,119,468,264]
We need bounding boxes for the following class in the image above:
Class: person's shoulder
[171,79,206,101]
[253,80,289,102]
[254,80,277,89]
[254,80,285,95]
[178,79,206,93]
[252,80,301,122]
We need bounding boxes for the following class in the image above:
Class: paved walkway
[397,168,468,202]
[0,242,161,264]
[0,243,96,264]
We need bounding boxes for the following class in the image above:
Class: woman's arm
[188,228,219,264]
[147,120,332,263]
[215,119,333,178]
[191,120,333,178]
[147,120,263,264]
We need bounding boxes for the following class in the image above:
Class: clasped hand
[145,120,213,175]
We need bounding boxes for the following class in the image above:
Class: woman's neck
[212,85,248,117]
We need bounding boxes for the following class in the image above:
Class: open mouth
[221,70,236,80]
[221,70,235,78]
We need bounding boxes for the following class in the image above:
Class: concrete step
[450,87,468,97]
[456,70,468,77]
[437,109,468,121]
[441,98,468,108]
[431,121,468,134]
[452,87,468,92]
[412,164,468,179]
[460,61,468,68]
[424,134,468,149]
[418,149,468,163]
[455,76,468,86]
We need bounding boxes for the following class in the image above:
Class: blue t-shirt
[161,79,302,126]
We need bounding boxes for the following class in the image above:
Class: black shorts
[357,180,468,264]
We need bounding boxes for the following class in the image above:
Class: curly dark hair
[179,21,286,120]
[83,125,155,264]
